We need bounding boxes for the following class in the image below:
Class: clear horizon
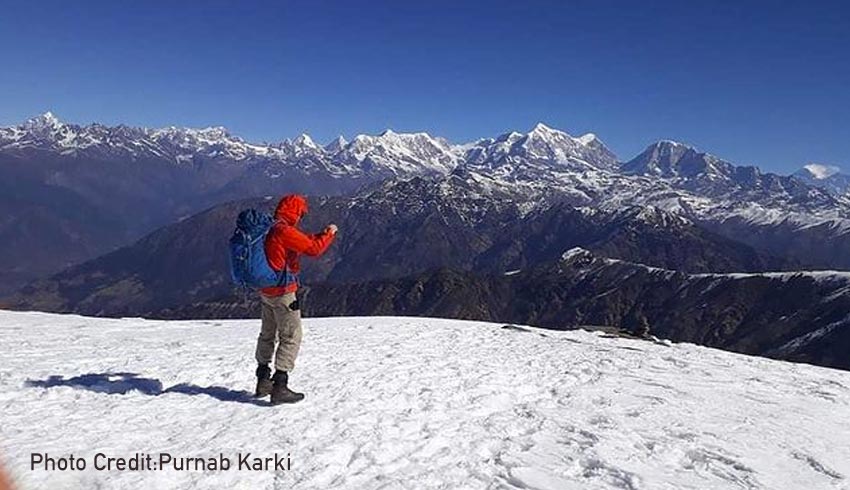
[1,1,848,173]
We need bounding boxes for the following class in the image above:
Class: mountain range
[2,112,849,370]
[0,113,462,292]
[4,113,847,293]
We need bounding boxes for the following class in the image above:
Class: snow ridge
[562,247,850,283]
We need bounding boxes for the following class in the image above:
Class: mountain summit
[794,164,850,196]
[23,111,62,129]
[801,163,841,180]
[623,140,726,179]
[462,123,619,178]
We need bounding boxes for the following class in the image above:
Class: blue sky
[1,0,848,173]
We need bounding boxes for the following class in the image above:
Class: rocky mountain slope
[11,184,849,371]
[5,186,794,319]
[160,248,850,371]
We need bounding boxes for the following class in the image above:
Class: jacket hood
[274,194,309,225]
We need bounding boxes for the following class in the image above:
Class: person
[254,194,337,404]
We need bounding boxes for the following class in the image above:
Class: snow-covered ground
[1,311,849,489]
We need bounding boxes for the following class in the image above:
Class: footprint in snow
[578,457,641,490]
[589,415,616,430]
[791,451,844,481]
[682,448,756,488]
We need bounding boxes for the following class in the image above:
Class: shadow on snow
[25,372,266,406]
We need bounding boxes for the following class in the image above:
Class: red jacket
[261,195,335,297]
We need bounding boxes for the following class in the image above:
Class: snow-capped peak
[7,111,79,149]
[655,139,691,149]
[526,122,573,142]
[794,164,850,197]
[293,133,319,149]
[332,129,459,177]
[460,122,619,174]
[623,140,718,178]
[325,135,348,153]
[528,124,599,148]
[802,163,841,180]
[195,126,231,140]
[23,111,62,129]
[530,122,556,134]
[152,125,232,140]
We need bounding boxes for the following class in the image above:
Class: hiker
[254,194,337,404]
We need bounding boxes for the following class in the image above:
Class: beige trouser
[256,292,303,372]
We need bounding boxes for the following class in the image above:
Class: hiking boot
[254,364,273,397]
[270,371,305,405]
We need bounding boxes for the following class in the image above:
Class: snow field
[1,311,849,489]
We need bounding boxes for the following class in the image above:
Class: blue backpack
[228,209,299,289]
